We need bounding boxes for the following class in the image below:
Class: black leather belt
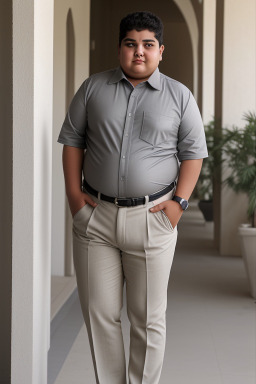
[82,180,176,207]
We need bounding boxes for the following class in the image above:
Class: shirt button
[122,155,126,159]
[128,113,132,117]
[121,177,125,181]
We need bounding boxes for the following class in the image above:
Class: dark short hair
[119,11,164,46]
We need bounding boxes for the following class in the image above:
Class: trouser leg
[121,203,177,384]
[72,202,126,384]
[71,192,177,384]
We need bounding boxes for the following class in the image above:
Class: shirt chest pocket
[139,111,179,146]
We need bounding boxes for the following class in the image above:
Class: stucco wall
[52,0,90,275]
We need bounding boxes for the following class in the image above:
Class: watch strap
[172,195,189,211]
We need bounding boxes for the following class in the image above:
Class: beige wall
[220,0,256,255]
[0,2,12,382]
[52,0,90,276]
[90,0,193,92]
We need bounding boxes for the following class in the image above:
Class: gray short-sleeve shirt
[58,67,208,197]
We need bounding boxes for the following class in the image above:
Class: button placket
[118,90,138,196]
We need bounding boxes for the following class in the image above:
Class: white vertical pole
[12,0,54,383]
[202,0,216,124]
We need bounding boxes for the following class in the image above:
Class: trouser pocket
[73,203,96,236]
[154,209,174,232]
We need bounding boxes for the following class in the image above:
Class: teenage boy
[58,11,208,384]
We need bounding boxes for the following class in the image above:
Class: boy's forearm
[175,159,203,200]
[149,159,203,228]
[62,145,84,198]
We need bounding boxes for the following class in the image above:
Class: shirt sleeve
[57,80,88,148]
[177,91,208,161]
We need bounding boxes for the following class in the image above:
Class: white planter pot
[239,225,256,299]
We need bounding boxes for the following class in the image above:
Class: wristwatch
[172,195,189,211]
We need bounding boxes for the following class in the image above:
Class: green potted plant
[222,112,256,298]
[196,120,222,221]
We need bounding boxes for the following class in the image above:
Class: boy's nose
[134,46,144,57]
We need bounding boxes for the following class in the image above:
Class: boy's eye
[124,42,154,48]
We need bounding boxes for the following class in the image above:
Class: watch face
[172,196,189,210]
[181,199,189,210]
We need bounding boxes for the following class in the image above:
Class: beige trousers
[72,190,177,384]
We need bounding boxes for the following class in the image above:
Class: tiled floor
[51,275,77,321]
[53,208,256,384]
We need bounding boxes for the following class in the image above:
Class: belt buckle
[114,197,135,207]
[114,197,126,207]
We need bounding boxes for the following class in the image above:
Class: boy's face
[118,29,164,84]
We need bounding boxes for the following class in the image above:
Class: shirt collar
[108,67,161,91]
[108,67,127,84]
[146,67,161,91]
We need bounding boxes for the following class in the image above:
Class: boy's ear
[159,45,165,61]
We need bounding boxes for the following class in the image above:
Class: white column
[202,0,216,124]
[12,0,54,383]
[220,0,256,255]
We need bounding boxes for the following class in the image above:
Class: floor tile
[161,373,222,384]
[220,374,256,384]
